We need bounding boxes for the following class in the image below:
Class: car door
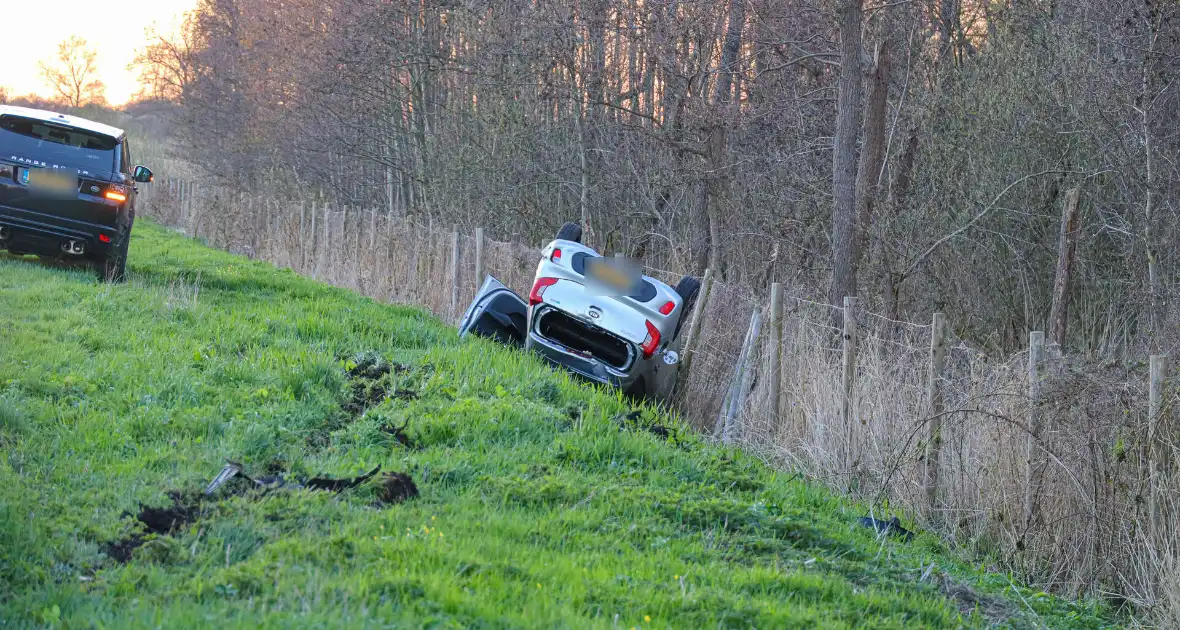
[457,275,528,347]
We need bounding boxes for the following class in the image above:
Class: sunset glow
[1,0,195,106]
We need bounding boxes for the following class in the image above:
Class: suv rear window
[0,115,117,172]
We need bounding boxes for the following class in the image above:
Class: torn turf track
[104,461,417,564]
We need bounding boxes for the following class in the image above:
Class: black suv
[0,105,153,282]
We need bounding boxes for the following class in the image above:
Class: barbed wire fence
[138,175,1178,605]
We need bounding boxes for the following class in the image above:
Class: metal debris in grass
[204,459,386,495]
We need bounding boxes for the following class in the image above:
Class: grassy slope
[0,221,1116,629]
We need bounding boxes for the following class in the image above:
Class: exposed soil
[104,491,204,563]
[103,534,146,563]
[936,573,1017,624]
[306,465,383,492]
[342,355,411,416]
[137,491,201,535]
[377,472,420,505]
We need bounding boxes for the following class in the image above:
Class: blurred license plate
[585,257,640,296]
[28,169,78,197]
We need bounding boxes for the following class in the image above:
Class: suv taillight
[641,320,660,359]
[551,248,562,262]
[529,277,559,306]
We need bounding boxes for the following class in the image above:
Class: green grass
[0,220,1118,629]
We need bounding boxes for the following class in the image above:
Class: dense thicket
[144,0,1180,356]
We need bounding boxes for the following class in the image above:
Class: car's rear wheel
[98,232,129,283]
[556,222,582,243]
[673,276,701,339]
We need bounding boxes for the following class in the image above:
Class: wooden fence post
[350,207,363,289]
[298,202,307,273]
[923,312,948,520]
[369,208,377,250]
[1049,187,1082,348]
[718,308,762,445]
[680,267,713,380]
[449,226,460,323]
[1024,331,1045,527]
[768,283,784,428]
[1148,354,1167,542]
[475,227,485,288]
[842,296,859,471]
[308,203,318,279]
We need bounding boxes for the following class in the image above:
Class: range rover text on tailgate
[0,105,153,282]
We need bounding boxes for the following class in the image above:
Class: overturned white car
[458,222,700,401]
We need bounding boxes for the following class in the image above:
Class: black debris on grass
[615,409,677,444]
[856,516,915,542]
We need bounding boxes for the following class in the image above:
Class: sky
[1,0,196,106]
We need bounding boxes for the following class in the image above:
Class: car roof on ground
[0,105,125,140]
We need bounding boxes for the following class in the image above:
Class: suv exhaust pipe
[0,226,9,241]
[61,239,85,255]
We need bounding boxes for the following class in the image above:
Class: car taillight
[551,248,562,262]
[659,300,675,315]
[641,320,660,358]
[529,277,559,306]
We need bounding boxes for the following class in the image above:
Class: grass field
[0,220,1119,628]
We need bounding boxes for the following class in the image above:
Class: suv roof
[0,105,124,141]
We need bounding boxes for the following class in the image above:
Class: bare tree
[39,36,106,108]
[829,0,864,307]
[131,18,198,102]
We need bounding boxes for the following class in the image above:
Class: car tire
[556,222,582,243]
[673,275,701,339]
[98,232,129,283]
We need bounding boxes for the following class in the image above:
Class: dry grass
[138,179,1176,622]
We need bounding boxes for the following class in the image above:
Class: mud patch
[103,534,146,563]
[342,353,409,416]
[104,491,204,563]
[137,494,200,535]
[376,472,420,505]
[936,573,1017,623]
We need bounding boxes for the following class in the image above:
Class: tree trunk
[829,0,864,308]
[702,0,746,278]
[855,41,890,278]
[1048,187,1082,348]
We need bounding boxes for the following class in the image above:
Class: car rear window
[570,251,658,302]
[0,115,117,172]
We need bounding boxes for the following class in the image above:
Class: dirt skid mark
[306,465,383,492]
[342,354,410,417]
[104,535,146,564]
[105,491,203,563]
[377,472,419,506]
[137,491,201,534]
